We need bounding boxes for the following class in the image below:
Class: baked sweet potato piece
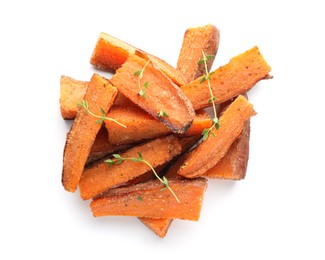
[180,46,271,110]
[178,95,256,178]
[62,74,118,192]
[139,217,173,238]
[79,135,182,200]
[90,32,186,86]
[91,178,208,221]
[177,24,220,83]
[110,54,195,134]
[105,106,211,144]
[60,76,88,119]
[204,120,250,179]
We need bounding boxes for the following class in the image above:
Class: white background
[1,0,324,259]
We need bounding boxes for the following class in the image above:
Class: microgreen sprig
[77,100,126,128]
[158,110,169,117]
[134,58,151,98]
[105,152,180,203]
[198,51,219,141]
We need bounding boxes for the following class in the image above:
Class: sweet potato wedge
[180,46,271,110]
[79,135,182,200]
[60,76,88,119]
[110,54,195,134]
[62,74,118,192]
[178,95,256,178]
[90,32,186,86]
[177,24,220,83]
[90,178,208,221]
[139,217,173,238]
[204,120,250,179]
[105,106,211,144]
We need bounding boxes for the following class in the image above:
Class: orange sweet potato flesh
[90,32,186,86]
[204,120,250,179]
[180,46,271,110]
[60,76,88,119]
[79,135,182,200]
[177,24,220,84]
[178,95,256,178]
[105,106,211,144]
[110,54,195,134]
[90,178,208,221]
[62,74,118,192]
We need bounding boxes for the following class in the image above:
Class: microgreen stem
[134,58,151,98]
[78,100,127,128]
[199,51,220,140]
[202,51,218,121]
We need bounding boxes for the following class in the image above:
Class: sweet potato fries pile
[60,24,271,238]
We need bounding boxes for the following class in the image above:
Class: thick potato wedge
[62,74,117,192]
[105,106,211,145]
[181,46,271,110]
[178,95,256,178]
[110,54,195,134]
[79,135,182,200]
[177,24,220,83]
[91,178,208,221]
[90,32,186,86]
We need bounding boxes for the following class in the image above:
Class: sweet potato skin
[79,135,182,200]
[180,46,271,110]
[60,76,88,119]
[62,74,117,192]
[177,24,220,83]
[91,178,208,221]
[178,95,256,178]
[110,54,195,134]
[90,32,186,86]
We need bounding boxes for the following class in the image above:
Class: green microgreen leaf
[206,55,214,60]
[134,70,142,76]
[105,159,115,167]
[202,131,209,141]
[200,75,207,83]
[95,118,104,124]
[208,96,217,104]
[158,110,169,117]
[100,107,106,116]
[113,154,122,159]
[137,195,143,201]
[162,176,169,187]
[197,58,206,65]
[143,81,149,88]
[138,89,146,98]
